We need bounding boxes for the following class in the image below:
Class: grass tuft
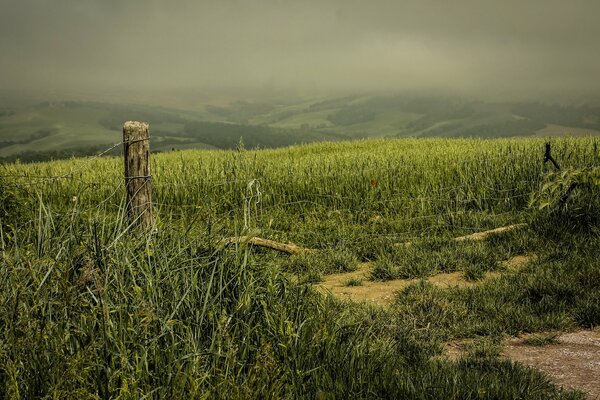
[522,333,560,346]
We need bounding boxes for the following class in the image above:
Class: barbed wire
[2,175,539,217]
[0,141,124,187]
[2,136,597,187]
[0,141,580,246]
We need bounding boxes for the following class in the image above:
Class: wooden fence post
[123,121,153,229]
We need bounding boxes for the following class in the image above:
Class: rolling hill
[1,93,599,163]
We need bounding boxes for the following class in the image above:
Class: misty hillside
[0,99,341,162]
[1,95,599,163]
[223,95,600,138]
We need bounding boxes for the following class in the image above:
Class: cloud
[1,0,599,99]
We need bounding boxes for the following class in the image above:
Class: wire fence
[1,138,594,247]
[0,141,124,186]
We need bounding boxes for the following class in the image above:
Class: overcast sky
[1,0,599,100]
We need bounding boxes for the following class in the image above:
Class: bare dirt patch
[317,255,532,305]
[505,329,600,399]
[444,329,600,398]
[316,263,411,304]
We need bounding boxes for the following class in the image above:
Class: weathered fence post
[123,121,153,229]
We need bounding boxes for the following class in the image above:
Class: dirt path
[317,256,600,398]
[317,255,531,305]
[504,330,600,399]
[445,330,600,398]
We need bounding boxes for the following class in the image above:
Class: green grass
[330,110,423,137]
[0,210,589,398]
[371,239,504,280]
[392,241,600,343]
[1,136,599,398]
[345,278,364,287]
[269,108,336,129]
[281,248,359,284]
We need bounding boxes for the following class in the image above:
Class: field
[1,137,600,398]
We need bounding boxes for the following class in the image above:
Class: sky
[1,0,599,101]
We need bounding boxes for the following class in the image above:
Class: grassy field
[1,137,599,398]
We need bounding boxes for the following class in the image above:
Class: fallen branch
[222,224,528,255]
[397,223,528,247]
[220,236,309,255]
[453,223,528,242]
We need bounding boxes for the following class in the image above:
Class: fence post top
[123,121,149,130]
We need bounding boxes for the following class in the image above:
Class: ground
[317,255,531,305]
[505,330,600,399]
[317,255,600,398]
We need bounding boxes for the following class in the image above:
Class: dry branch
[453,223,528,242]
[220,236,309,255]
[397,223,528,247]
[222,224,527,255]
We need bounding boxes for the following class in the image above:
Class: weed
[284,248,358,276]
[464,337,504,359]
[463,266,486,281]
[522,333,560,346]
[345,278,363,286]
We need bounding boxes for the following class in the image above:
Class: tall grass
[3,138,598,244]
[0,208,588,399]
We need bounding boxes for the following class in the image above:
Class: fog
[1,0,599,101]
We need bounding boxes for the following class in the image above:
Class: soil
[504,330,600,399]
[445,330,600,398]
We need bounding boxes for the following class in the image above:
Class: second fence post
[123,121,153,229]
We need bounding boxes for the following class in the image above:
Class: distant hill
[0,94,599,163]
[0,100,341,163]
[234,95,600,138]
